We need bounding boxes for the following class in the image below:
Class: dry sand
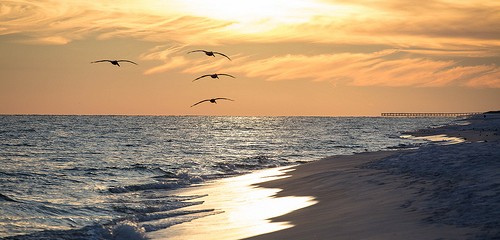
[245,152,476,240]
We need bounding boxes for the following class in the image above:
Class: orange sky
[1,0,499,116]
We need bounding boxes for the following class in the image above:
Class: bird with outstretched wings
[191,98,234,107]
[193,73,235,82]
[187,50,231,61]
[91,60,138,67]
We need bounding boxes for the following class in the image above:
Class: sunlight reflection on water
[148,167,317,240]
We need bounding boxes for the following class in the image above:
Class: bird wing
[191,99,211,107]
[214,97,235,102]
[213,52,231,60]
[193,74,211,82]
[117,60,138,65]
[187,50,206,54]
[91,60,111,63]
[218,74,235,78]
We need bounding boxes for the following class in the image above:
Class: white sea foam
[109,221,147,240]
[401,134,465,145]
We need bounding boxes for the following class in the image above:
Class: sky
[1,0,499,116]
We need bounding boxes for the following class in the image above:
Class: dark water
[0,115,453,239]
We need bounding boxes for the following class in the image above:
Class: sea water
[0,115,454,239]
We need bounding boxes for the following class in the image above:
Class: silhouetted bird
[187,50,231,61]
[193,73,235,82]
[191,98,234,107]
[91,60,138,67]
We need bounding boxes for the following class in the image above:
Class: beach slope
[246,152,473,239]
[248,114,500,240]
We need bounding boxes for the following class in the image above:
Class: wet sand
[147,167,317,240]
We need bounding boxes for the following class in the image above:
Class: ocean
[0,115,454,239]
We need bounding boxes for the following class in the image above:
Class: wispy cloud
[399,48,500,58]
[464,69,500,88]
[140,44,243,75]
[141,45,188,75]
[139,44,500,88]
[3,0,499,47]
[224,51,500,88]
[0,1,232,45]
[2,0,498,89]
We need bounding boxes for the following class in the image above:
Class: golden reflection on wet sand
[148,167,317,240]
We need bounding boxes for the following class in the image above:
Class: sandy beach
[245,153,475,240]
[152,113,500,240]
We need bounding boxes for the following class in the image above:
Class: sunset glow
[1,0,499,115]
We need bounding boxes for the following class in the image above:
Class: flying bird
[187,50,231,61]
[191,98,234,107]
[193,73,235,82]
[91,60,138,67]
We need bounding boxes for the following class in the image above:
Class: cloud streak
[2,0,499,47]
[140,44,243,76]
[224,51,500,88]
[0,1,232,45]
[2,0,498,89]
[139,44,499,89]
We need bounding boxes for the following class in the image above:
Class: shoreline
[152,114,500,240]
[148,167,317,240]
[248,114,500,240]
[246,151,476,240]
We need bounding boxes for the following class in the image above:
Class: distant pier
[381,112,482,117]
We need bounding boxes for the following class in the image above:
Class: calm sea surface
[0,116,454,239]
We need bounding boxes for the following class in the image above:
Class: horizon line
[0,112,493,118]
